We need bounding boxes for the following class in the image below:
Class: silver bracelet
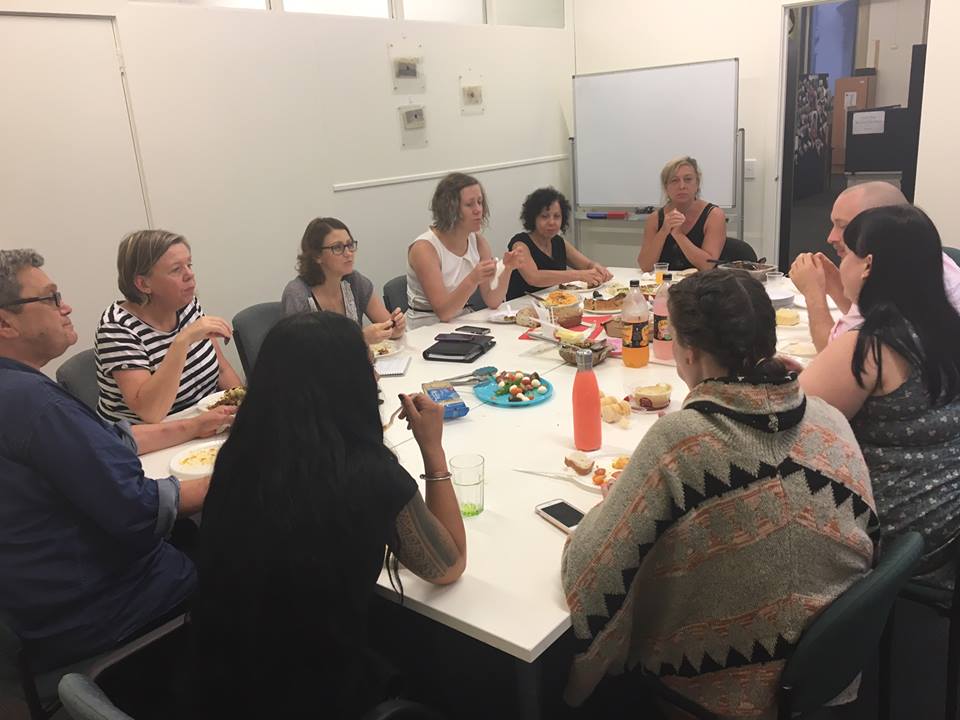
[420,471,452,483]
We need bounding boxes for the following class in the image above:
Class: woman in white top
[95,230,243,424]
[406,173,525,328]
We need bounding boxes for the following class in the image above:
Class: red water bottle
[572,348,602,451]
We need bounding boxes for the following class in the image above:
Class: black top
[506,233,568,300]
[655,203,718,271]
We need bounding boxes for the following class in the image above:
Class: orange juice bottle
[572,349,602,451]
[621,280,650,368]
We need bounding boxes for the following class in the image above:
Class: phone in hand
[535,499,585,534]
[454,325,491,335]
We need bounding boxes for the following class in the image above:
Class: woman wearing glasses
[95,230,243,424]
[282,217,405,343]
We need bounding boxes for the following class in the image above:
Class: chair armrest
[58,673,134,720]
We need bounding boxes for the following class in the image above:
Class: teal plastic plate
[473,376,553,408]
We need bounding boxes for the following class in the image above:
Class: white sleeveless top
[405,228,480,328]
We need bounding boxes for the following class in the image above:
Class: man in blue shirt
[0,249,235,673]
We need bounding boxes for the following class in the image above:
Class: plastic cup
[450,454,484,517]
[654,263,669,284]
[766,271,784,286]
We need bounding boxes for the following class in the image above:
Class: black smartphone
[455,325,491,335]
[535,500,585,534]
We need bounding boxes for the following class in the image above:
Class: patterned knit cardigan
[561,377,878,719]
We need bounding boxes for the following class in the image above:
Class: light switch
[744,158,757,179]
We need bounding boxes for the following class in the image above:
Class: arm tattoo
[393,494,460,581]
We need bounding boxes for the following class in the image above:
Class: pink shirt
[829,251,960,341]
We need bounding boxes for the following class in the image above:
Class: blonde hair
[660,156,702,200]
[430,172,489,233]
[117,230,189,305]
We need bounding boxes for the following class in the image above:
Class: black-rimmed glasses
[0,292,63,309]
[320,240,359,256]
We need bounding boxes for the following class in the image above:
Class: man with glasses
[0,249,234,678]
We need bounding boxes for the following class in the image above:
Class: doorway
[777,0,929,271]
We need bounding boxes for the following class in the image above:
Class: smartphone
[535,499,585,534]
[455,325,491,335]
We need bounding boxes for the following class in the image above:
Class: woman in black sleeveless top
[638,156,726,272]
[506,188,613,300]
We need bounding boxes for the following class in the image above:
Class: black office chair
[717,237,758,263]
[55,349,99,412]
[383,275,409,314]
[232,302,284,377]
[646,532,924,720]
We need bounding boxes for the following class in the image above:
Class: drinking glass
[450,454,484,517]
[654,262,669,284]
[766,271,785,286]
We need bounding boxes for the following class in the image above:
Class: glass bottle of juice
[652,272,674,361]
[572,348,602,452]
[621,279,649,368]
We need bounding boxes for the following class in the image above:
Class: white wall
[1,0,574,375]
[864,0,928,107]
[915,0,959,248]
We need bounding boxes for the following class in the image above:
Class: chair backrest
[58,674,134,720]
[55,349,99,412]
[232,302,284,377]
[718,237,758,263]
[382,275,408,314]
[944,245,960,268]
[779,532,924,716]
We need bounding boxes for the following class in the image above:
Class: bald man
[790,181,960,351]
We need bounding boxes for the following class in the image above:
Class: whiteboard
[573,58,738,208]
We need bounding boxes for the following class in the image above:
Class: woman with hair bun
[561,270,876,717]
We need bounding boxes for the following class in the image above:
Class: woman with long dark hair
[562,270,875,717]
[801,205,960,583]
[190,311,465,718]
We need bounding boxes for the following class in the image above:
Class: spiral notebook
[374,354,411,377]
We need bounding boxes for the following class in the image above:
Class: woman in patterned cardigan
[561,270,878,719]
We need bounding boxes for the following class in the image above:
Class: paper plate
[565,453,633,493]
[170,440,226,480]
[766,286,795,309]
[197,391,226,411]
[370,339,402,358]
[473,376,553,408]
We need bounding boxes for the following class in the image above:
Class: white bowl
[169,440,225,480]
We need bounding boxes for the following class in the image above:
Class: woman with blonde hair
[638,156,726,272]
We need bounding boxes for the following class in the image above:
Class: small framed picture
[402,106,426,130]
[395,58,419,79]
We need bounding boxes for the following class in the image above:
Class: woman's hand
[190,405,238,438]
[175,316,232,348]
[399,392,444,456]
[389,308,406,338]
[579,267,605,286]
[502,248,525,271]
[663,209,685,234]
[363,320,394,344]
[470,258,498,285]
[591,263,614,282]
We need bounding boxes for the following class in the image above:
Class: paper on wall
[852,110,885,135]
[844,91,858,109]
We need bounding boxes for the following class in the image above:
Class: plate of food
[628,383,673,412]
[556,280,595,292]
[169,440,225,480]
[583,289,628,314]
[474,370,553,407]
[563,451,632,493]
[197,386,247,411]
[370,339,402,358]
[488,309,517,324]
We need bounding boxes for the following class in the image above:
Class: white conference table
[137,267,825,711]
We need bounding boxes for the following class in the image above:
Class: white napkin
[489,257,507,290]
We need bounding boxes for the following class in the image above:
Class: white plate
[766,286,795,309]
[793,293,838,310]
[170,440,226,480]
[582,307,621,316]
[778,340,818,358]
[197,391,226,411]
[370,339,402,358]
[565,453,634,493]
[488,310,517,324]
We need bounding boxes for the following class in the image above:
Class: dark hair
[191,312,405,711]
[520,187,572,233]
[845,205,960,404]
[430,172,488,233]
[668,270,786,378]
[296,217,352,286]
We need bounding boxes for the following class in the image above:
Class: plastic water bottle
[652,272,674,361]
[621,279,649,368]
[572,349,602,451]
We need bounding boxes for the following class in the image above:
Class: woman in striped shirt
[95,230,242,424]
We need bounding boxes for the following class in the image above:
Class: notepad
[375,354,411,377]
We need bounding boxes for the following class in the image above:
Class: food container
[603,317,624,340]
[631,383,672,410]
[559,341,611,367]
[717,260,778,283]
[169,440,225,480]
[541,291,583,328]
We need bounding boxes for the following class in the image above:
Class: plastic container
[621,279,650,368]
[652,272,674,361]
[572,349,602,451]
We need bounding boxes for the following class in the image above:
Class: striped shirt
[95,298,220,423]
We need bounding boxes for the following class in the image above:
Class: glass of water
[450,454,484,517]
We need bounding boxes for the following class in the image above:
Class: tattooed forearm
[393,494,460,581]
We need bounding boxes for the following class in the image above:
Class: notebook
[375,354,411,377]
[422,333,496,363]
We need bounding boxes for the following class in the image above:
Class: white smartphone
[535,499,585,534]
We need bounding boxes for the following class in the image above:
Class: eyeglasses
[0,291,63,309]
[320,240,359,256]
